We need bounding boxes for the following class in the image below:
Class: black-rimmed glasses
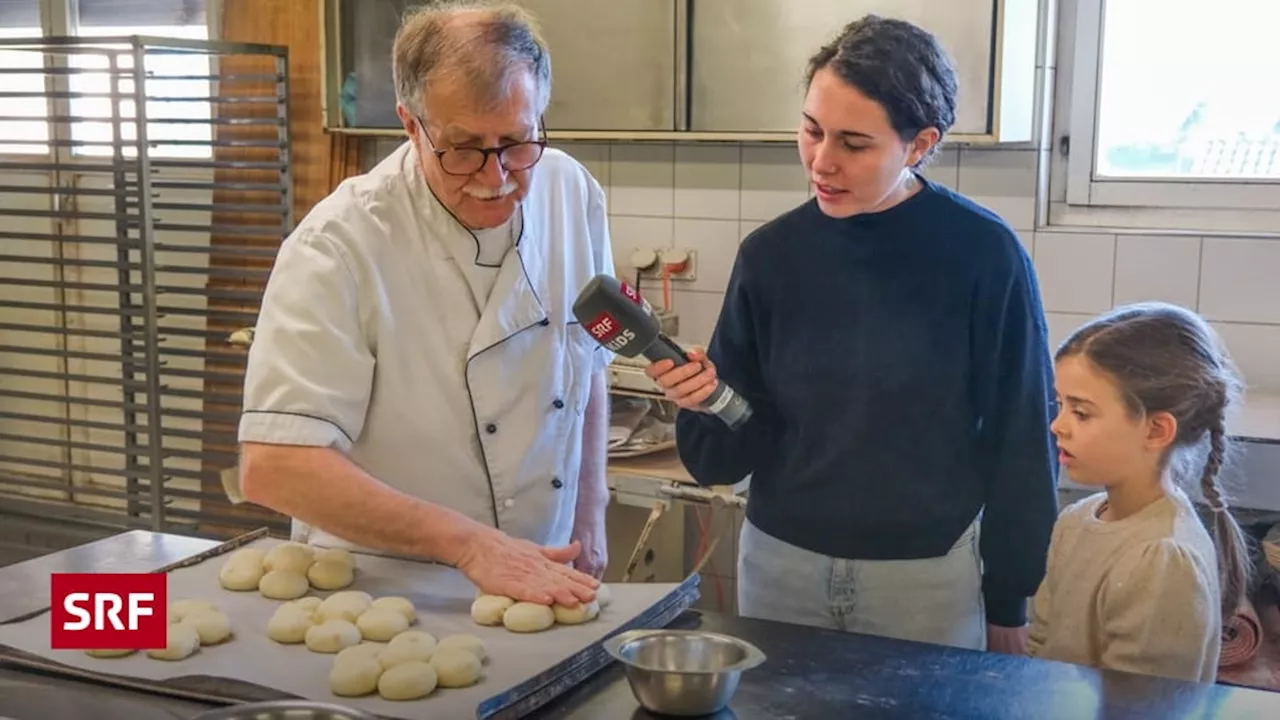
[417,116,547,176]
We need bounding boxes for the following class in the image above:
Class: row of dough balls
[267,592,417,647]
[219,543,358,599]
[84,599,233,661]
[329,631,487,700]
[266,593,486,700]
[471,583,613,633]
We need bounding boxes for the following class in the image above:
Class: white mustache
[463,182,518,200]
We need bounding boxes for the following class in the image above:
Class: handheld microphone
[571,274,754,430]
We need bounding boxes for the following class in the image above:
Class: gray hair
[392,0,552,119]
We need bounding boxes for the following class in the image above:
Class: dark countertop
[2,610,1279,719]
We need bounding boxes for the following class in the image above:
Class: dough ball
[85,648,136,658]
[378,630,437,668]
[503,602,555,633]
[595,583,612,609]
[168,599,217,624]
[317,591,373,623]
[147,623,200,661]
[378,660,438,700]
[470,594,514,626]
[553,599,600,625]
[436,633,487,662]
[430,647,482,688]
[314,547,356,570]
[179,610,232,645]
[329,656,382,697]
[267,605,315,644]
[306,619,362,653]
[218,555,264,591]
[336,642,386,666]
[259,569,310,600]
[370,596,417,625]
[356,607,409,642]
[307,559,354,591]
[263,542,315,574]
[286,596,323,617]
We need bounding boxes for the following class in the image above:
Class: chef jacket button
[551,477,563,489]
[485,423,497,434]
[504,498,515,508]
[539,318,550,326]
[553,398,565,409]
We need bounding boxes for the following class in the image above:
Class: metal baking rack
[0,35,293,539]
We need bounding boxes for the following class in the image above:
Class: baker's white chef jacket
[238,141,614,553]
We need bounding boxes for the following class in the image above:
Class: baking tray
[0,536,699,719]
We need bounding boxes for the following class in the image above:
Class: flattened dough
[147,623,200,661]
[470,594,514,626]
[259,569,309,600]
[430,647,482,688]
[180,610,232,645]
[307,559,354,590]
[356,607,409,642]
[267,605,315,644]
[436,633,487,662]
[306,619,362,653]
[318,591,373,623]
[370,596,417,625]
[336,642,386,666]
[552,599,600,625]
[329,656,382,697]
[168,599,217,624]
[503,602,555,633]
[378,660,438,700]
[218,553,264,591]
[378,630,437,668]
[314,547,356,569]
[263,542,315,574]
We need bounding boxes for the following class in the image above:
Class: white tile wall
[546,140,1280,395]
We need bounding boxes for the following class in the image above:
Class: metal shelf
[0,35,293,538]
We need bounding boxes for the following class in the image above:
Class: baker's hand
[644,348,718,412]
[454,528,598,607]
[570,519,608,580]
[986,623,1029,655]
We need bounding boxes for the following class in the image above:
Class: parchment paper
[0,537,697,719]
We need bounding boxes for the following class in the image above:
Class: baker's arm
[238,230,595,606]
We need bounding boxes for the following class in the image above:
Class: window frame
[0,0,218,166]
[1063,0,1280,212]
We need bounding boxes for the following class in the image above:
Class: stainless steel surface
[0,34,292,536]
[191,700,380,720]
[603,629,765,717]
[331,0,679,131]
[0,530,221,623]
[687,0,996,135]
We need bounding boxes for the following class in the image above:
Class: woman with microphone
[645,15,1058,654]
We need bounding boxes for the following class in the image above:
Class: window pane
[0,0,47,155]
[70,0,211,159]
[1095,0,1280,181]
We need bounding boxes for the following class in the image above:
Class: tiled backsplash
[557,141,1280,395]
[366,136,1280,394]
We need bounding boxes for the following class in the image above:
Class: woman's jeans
[737,517,987,650]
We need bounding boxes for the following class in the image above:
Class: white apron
[239,141,614,553]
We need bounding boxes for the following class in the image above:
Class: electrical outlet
[637,248,697,281]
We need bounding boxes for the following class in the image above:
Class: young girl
[1026,302,1251,682]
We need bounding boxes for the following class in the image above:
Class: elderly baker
[237,2,612,608]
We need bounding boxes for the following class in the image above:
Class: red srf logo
[50,573,167,650]
[620,282,642,304]
[586,311,621,342]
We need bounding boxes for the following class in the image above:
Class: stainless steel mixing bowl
[602,629,765,716]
